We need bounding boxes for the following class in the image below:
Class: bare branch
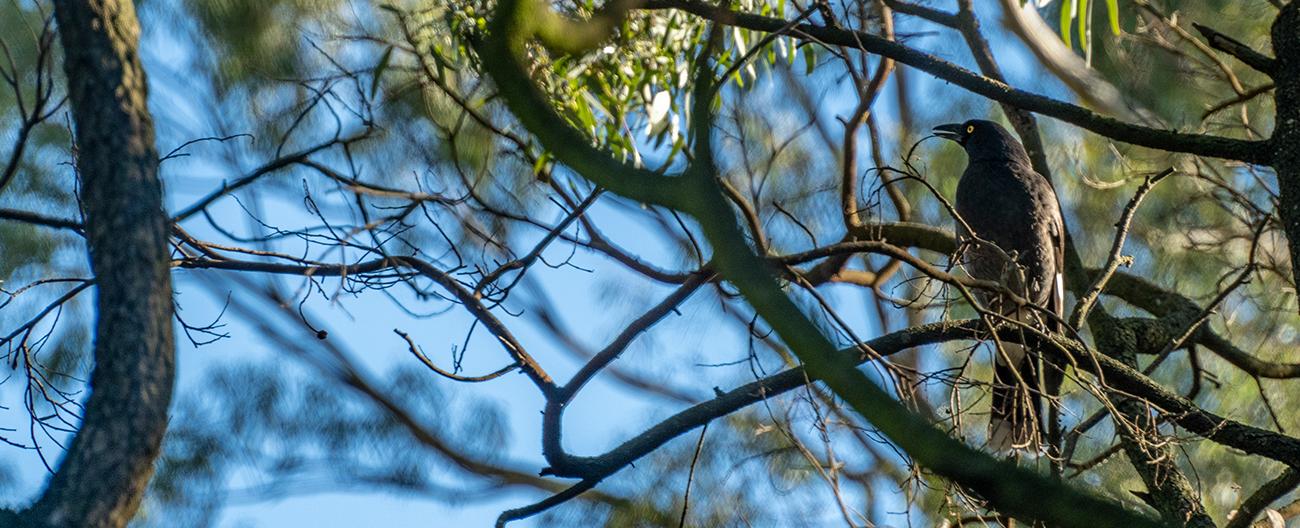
[1194,22,1278,77]
[0,208,83,232]
[1071,169,1173,327]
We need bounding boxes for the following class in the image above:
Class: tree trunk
[8,1,175,526]
[1272,2,1300,296]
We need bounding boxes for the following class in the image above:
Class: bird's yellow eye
[966,125,975,134]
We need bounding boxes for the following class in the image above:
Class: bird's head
[932,119,1029,162]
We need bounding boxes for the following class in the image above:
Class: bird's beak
[932,123,964,143]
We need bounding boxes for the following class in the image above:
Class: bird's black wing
[1032,164,1067,463]
[1046,179,1065,331]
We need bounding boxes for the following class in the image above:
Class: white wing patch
[1055,272,1065,316]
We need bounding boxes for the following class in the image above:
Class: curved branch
[495,478,603,527]
[16,1,174,526]
[1227,467,1300,528]
[395,329,518,383]
[558,272,711,402]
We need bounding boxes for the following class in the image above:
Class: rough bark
[1093,317,1214,528]
[1114,400,1214,528]
[6,1,175,527]
[1273,2,1300,298]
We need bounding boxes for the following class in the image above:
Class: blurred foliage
[143,359,856,527]
[0,3,76,280]
[141,363,508,526]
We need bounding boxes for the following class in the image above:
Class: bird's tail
[988,341,1043,451]
[987,300,1050,451]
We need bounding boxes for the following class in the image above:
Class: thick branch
[883,0,957,27]
[462,1,1168,523]
[1093,313,1214,528]
[1199,331,1300,379]
[15,1,175,527]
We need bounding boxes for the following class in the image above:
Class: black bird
[933,119,1065,451]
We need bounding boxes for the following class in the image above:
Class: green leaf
[803,46,816,74]
[732,27,748,56]
[646,90,671,133]
[1060,0,1075,50]
[532,151,551,177]
[1105,0,1121,35]
[370,45,394,98]
[1077,0,1089,53]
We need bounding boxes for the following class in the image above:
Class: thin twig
[1071,168,1173,327]
[677,423,710,528]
